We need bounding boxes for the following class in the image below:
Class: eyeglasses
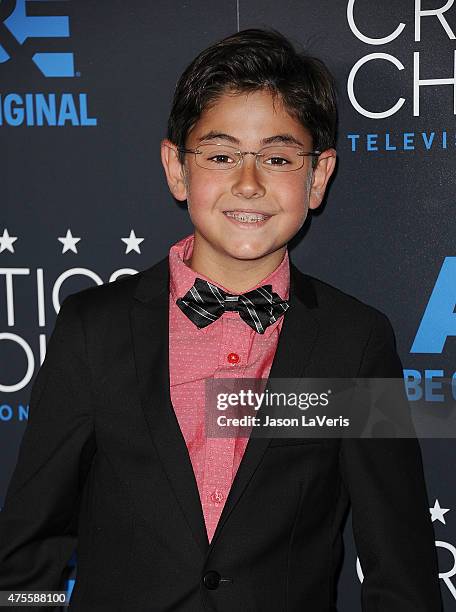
[178,143,321,172]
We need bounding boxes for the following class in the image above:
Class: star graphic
[58,229,81,254]
[430,499,450,524]
[121,229,144,254]
[0,229,18,253]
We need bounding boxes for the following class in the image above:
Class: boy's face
[161,88,336,265]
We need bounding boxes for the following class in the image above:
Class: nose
[231,153,266,199]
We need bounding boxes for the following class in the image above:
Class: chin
[224,244,270,261]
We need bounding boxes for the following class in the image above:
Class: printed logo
[0,1,97,126]
[404,257,455,404]
[345,0,456,155]
[0,0,74,77]
[411,257,456,354]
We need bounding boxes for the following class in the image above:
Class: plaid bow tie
[176,277,290,334]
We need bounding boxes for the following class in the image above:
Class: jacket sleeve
[339,311,443,611]
[0,292,96,593]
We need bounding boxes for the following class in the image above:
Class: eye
[264,156,290,166]
[207,154,236,165]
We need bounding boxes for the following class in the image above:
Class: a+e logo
[0,0,74,77]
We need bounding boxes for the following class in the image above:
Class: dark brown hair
[167,28,338,167]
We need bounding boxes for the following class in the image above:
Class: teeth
[225,211,269,223]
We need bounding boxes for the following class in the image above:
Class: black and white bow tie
[176,277,290,334]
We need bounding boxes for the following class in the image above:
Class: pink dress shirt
[168,234,290,543]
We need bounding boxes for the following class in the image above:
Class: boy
[0,28,442,611]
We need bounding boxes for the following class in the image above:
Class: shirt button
[227,352,240,364]
[210,489,225,504]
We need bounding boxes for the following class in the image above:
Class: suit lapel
[207,263,320,550]
[130,257,210,555]
[130,257,319,556]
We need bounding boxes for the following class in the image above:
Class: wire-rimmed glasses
[178,143,321,172]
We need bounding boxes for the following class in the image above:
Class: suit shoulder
[295,267,393,330]
[62,273,138,317]
[61,256,168,316]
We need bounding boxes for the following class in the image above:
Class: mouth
[222,210,272,225]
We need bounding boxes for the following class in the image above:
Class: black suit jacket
[0,256,442,611]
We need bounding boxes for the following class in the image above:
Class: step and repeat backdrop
[1,0,455,609]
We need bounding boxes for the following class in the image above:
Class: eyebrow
[196,130,306,148]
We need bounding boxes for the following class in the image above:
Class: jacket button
[203,570,221,590]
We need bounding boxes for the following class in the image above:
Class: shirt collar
[169,233,290,336]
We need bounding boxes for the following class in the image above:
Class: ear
[308,149,337,210]
[160,139,188,201]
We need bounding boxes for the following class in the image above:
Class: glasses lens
[259,146,304,172]
[196,144,240,170]
[193,144,307,171]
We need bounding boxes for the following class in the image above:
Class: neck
[186,232,286,294]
